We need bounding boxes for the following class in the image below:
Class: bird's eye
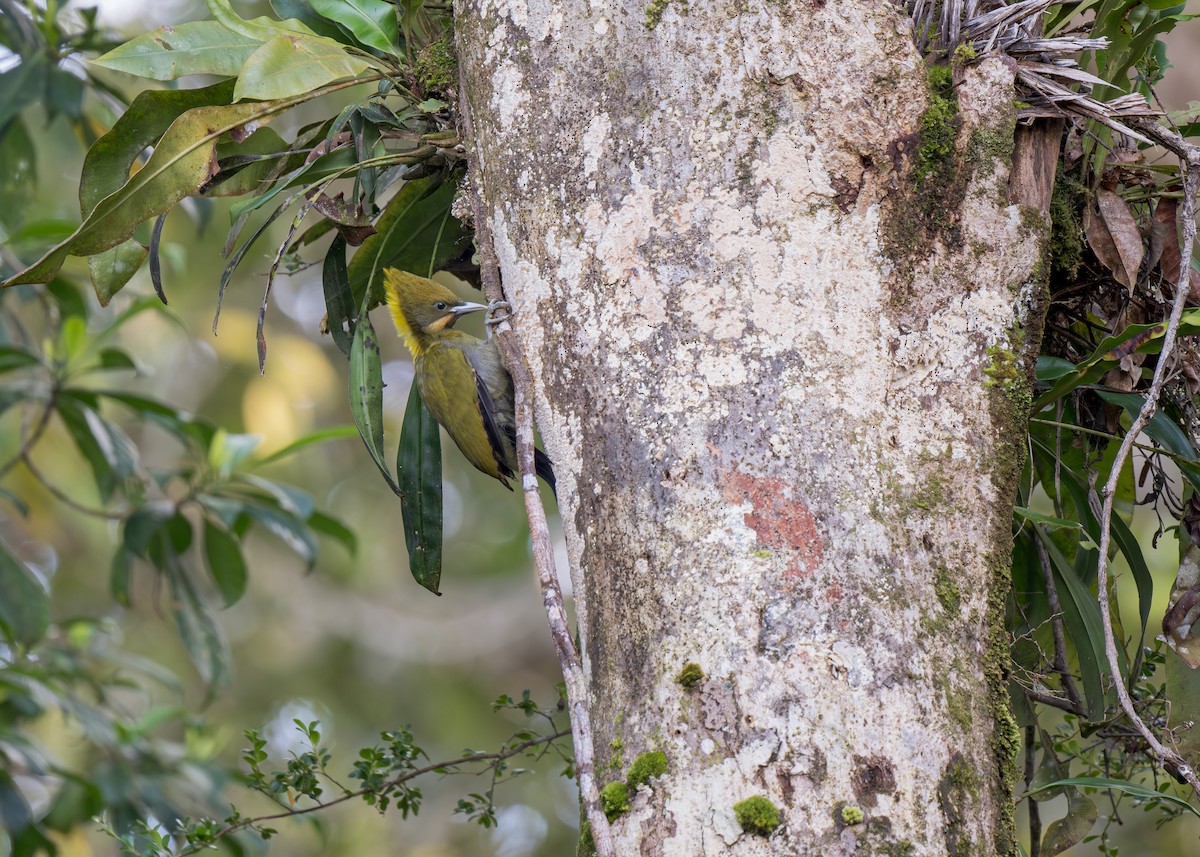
[435,301,448,311]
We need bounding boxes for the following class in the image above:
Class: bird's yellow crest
[383,268,464,357]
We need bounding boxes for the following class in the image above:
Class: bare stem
[456,71,615,855]
[1089,117,1200,797]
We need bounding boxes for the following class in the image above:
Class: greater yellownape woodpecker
[383,268,556,493]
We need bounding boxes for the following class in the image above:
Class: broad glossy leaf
[346,175,467,307]
[203,518,248,606]
[0,538,49,647]
[92,21,263,80]
[0,346,39,374]
[397,382,443,593]
[98,389,216,448]
[4,96,278,289]
[349,307,401,493]
[206,0,317,40]
[311,0,398,53]
[234,34,371,102]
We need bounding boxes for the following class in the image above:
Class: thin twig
[1088,117,1200,797]
[456,72,615,855]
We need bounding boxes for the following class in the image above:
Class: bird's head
[383,268,487,355]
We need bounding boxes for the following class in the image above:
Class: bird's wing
[472,369,516,483]
[418,346,512,487]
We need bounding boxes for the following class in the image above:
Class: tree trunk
[458,1,1049,853]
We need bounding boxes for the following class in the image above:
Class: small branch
[1033,534,1085,713]
[180,729,569,856]
[1088,120,1200,798]
[456,72,615,855]
[1025,725,1042,857]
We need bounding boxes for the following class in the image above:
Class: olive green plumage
[383,268,555,492]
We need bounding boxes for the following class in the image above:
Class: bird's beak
[450,302,488,316]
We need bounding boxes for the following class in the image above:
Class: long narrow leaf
[397,381,442,593]
[348,306,401,493]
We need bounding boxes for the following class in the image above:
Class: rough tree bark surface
[458,1,1048,853]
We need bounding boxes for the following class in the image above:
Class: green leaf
[346,175,468,307]
[1034,310,1200,410]
[1108,511,1154,681]
[307,510,357,555]
[252,424,358,466]
[206,0,319,41]
[91,21,263,80]
[110,547,133,605]
[1035,527,1117,721]
[348,306,401,493]
[165,558,232,690]
[1027,776,1200,819]
[0,346,40,374]
[0,52,48,129]
[1014,506,1083,531]
[0,538,49,647]
[96,390,216,448]
[241,502,317,566]
[397,382,443,593]
[56,398,139,501]
[310,0,398,53]
[322,235,355,356]
[87,241,149,306]
[1040,789,1098,856]
[0,117,36,233]
[234,34,371,102]
[4,94,279,290]
[270,0,355,42]
[204,127,289,197]
[203,518,248,607]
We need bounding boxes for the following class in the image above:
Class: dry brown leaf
[1086,188,1144,292]
[1153,197,1200,304]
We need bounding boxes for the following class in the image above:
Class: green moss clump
[916,65,959,184]
[1049,171,1088,279]
[600,781,631,821]
[627,750,668,789]
[934,566,961,613]
[676,662,704,689]
[415,36,457,93]
[645,0,687,29]
[952,43,977,66]
[578,820,596,856]
[733,795,782,836]
[609,737,624,771]
[841,805,865,825]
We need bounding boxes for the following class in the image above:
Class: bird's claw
[486,300,513,329]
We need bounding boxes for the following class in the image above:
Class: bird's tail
[535,448,557,499]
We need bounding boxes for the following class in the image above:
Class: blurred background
[3,1,1200,856]
[0,2,574,855]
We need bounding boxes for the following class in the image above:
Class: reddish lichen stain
[723,469,824,576]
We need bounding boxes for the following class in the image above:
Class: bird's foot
[486,300,513,332]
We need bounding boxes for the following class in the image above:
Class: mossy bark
[457,0,1050,853]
